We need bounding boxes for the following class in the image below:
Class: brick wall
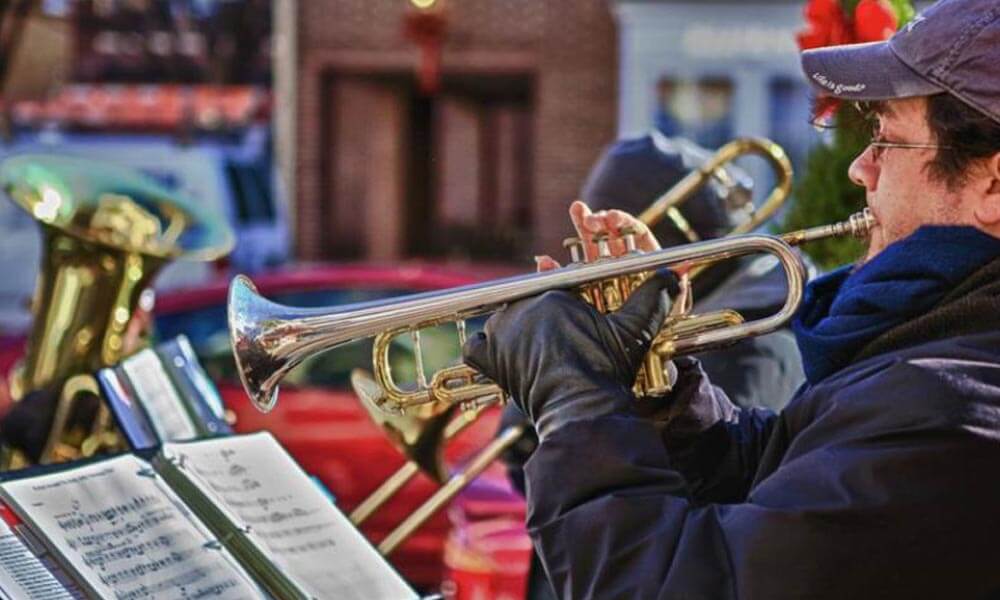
[295,0,618,261]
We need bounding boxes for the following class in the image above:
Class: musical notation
[0,518,78,600]
[164,433,417,600]
[0,455,264,600]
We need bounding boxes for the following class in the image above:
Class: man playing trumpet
[463,0,1000,597]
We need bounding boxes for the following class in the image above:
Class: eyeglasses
[868,134,953,162]
[853,102,954,162]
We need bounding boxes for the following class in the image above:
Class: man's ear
[974,152,1000,225]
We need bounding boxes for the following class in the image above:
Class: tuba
[0,154,233,464]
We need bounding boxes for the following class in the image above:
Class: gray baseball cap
[801,0,1000,124]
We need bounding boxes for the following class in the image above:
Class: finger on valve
[570,201,662,261]
[569,201,603,261]
[605,210,660,252]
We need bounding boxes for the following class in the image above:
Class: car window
[154,286,484,391]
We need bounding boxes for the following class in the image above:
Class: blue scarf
[792,225,1000,384]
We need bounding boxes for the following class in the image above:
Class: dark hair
[926,93,1000,190]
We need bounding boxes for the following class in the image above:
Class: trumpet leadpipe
[780,208,876,247]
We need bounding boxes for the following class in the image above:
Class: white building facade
[611,0,932,199]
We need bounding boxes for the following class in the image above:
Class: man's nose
[848,146,879,191]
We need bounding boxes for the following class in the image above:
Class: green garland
[840,0,914,21]
[780,0,915,270]
[780,105,870,269]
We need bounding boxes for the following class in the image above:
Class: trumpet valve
[601,279,624,311]
[620,226,639,254]
[592,233,612,259]
[636,354,678,397]
[562,236,585,264]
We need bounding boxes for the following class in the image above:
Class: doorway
[322,71,535,262]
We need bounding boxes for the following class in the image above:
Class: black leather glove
[462,270,679,440]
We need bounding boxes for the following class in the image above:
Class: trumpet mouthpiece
[781,209,876,247]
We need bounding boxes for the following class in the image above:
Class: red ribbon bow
[797,0,899,122]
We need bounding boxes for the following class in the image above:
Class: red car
[153,262,523,591]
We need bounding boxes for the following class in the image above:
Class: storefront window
[655,77,734,149]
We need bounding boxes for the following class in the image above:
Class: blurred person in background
[582,131,811,411]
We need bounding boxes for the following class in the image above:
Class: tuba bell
[0,154,234,465]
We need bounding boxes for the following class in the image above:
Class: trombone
[641,137,793,241]
[349,368,521,554]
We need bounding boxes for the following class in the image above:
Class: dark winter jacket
[524,256,1000,599]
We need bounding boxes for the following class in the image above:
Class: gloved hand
[463,269,679,440]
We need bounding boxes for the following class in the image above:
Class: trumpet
[229,210,875,415]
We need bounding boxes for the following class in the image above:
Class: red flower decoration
[853,0,898,43]
[797,0,901,124]
[797,0,852,50]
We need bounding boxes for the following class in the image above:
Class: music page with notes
[0,517,80,599]
[161,433,418,600]
[0,455,266,600]
[121,349,200,442]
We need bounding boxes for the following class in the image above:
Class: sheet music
[121,349,199,442]
[0,455,265,600]
[0,518,78,599]
[163,433,418,600]
[173,335,227,421]
[98,369,160,449]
